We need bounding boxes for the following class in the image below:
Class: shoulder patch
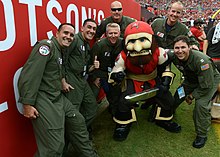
[47,40,52,44]
[201,64,209,71]
[200,59,204,63]
[38,45,50,56]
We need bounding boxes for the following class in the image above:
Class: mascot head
[124,21,156,65]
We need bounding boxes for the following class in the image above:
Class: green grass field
[92,65,220,157]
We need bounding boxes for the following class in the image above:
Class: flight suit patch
[201,64,209,71]
[39,45,50,56]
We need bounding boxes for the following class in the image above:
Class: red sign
[0,0,140,156]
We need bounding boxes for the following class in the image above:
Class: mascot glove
[110,71,126,83]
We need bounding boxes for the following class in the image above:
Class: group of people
[17,1,220,157]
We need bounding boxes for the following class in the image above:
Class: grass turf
[92,65,220,157]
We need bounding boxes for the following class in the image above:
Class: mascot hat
[124,21,154,39]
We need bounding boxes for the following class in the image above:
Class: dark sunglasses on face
[111,8,122,12]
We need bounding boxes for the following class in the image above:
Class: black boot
[148,104,157,122]
[113,124,131,141]
[192,136,207,148]
[155,120,181,133]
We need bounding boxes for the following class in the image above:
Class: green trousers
[174,79,219,137]
[32,91,98,157]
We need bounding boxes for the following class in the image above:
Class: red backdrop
[0,0,140,156]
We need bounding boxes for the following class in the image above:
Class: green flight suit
[95,16,135,39]
[18,37,98,157]
[151,18,199,49]
[63,32,98,126]
[169,49,220,137]
[90,38,123,114]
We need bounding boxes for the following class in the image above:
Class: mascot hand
[158,76,172,92]
[110,71,126,83]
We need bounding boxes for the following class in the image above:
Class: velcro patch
[201,64,209,71]
[39,45,50,56]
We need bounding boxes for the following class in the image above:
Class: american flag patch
[157,32,164,38]
[201,64,209,71]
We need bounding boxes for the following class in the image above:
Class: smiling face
[124,21,154,65]
[167,2,183,26]
[110,1,123,22]
[126,33,152,56]
[106,23,120,44]
[81,21,97,42]
[56,24,75,48]
[174,40,190,61]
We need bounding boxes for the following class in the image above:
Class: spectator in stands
[95,1,135,40]
[190,19,207,51]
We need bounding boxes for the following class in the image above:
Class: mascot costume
[108,21,181,141]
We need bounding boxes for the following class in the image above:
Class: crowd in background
[136,0,220,24]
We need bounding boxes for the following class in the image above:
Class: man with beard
[95,1,135,40]
[108,21,181,141]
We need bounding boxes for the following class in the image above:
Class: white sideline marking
[0,102,8,113]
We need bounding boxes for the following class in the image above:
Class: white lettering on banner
[13,68,23,114]
[0,102,8,113]
[0,0,16,51]
[19,0,42,46]
[46,0,62,39]
[66,4,79,33]
[97,9,105,25]
[0,0,105,50]
[81,7,105,26]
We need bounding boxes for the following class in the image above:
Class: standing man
[62,19,99,127]
[151,1,199,50]
[90,23,123,114]
[203,21,220,71]
[203,21,220,122]
[95,0,135,40]
[168,35,220,148]
[18,23,98,157]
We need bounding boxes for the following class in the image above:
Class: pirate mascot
[108,21,181,141]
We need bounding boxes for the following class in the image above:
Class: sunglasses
[111,8,122,12]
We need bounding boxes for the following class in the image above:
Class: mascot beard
[124,21,158,66]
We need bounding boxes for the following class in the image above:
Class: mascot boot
[113,109,136,141]
[113,123,131,141]
[152,105,181,133]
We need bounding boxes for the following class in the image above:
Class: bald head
[111,1,122,8]
[110,1,123,22]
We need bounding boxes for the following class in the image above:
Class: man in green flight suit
[95,0,136,40]
[151,1,199,50]
[167,35,220,148]
[62,19,99,128]
[18,23,98,157]
[90,23,123,114]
